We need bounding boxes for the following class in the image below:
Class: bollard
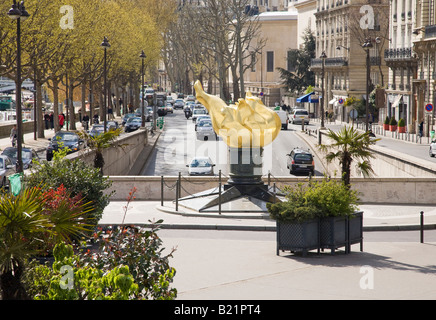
[268,171,271,186]
[420,211,424,243]
[218,170,222,215]
[161,176,164,206]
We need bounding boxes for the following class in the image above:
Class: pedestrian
[59,113,65,129]
[128,103,134,113]
[108,105,114,119]
[82,113,89,130]
[419,120,424,137]
[93,113,99,124]
[49,112,54,129]
[10,124,17,147]
[44,113,50,129]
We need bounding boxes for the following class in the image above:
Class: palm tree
[0,187,92,300]
[319,126,380,186]
[79,128,122,175]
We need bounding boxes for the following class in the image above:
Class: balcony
[310,57,348,68]
[384,47,414,61]
[425,25,436,39]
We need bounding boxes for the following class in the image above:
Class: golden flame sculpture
[194,80,281,149]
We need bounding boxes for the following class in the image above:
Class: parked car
[122,113,137,126]
[196,120,217,141]
[46,131,85,161]
[192,108,208,122]
[124,116,142,132]
[291,109,309,125]
[134,108,152,122]
[174,99,185,109]
[89,124,105,137]
[107,120,120,130]
[1,147,39,170]
[0,155,14,187]
[286,148,315,175]
[186,156,215,175]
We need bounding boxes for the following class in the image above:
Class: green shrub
[398,118,405,127]
[267,178,360,222]
[25,157,113,225]
[384,116,390,125]
[389,117,397,126]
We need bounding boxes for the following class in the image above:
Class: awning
[329,98,337,105]
[309,95,320,103]
[296,92,314,103]
[392,95,403,108]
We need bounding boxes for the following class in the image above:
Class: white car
[186,156,215,175]
[192,108,208,122]
[291,109,309,125]
[196,120,217,141]
[195,115,211,130]
[429,140,436,157]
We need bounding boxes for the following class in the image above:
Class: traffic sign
[425,104,433,112]
[338,98,344,105]
[349,109,358,120]
[259,92,264,96]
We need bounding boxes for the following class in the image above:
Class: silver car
[0,155,15,188]
[186,156,215,175]
[196,120,216,141]
[291,109,309,125]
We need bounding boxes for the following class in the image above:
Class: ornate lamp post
[8,0,30,173]
[319,51,327,144]
[101,36,110,132]
[362,38,373,133]
[140,50,146,127]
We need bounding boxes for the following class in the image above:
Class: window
[267,51,274,72]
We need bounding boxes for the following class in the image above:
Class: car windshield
[92,126,104,132]
[190,158,211,167]
[55,133,78,142]
[198,121,212,127]
[294,153,312,161]
[127,117,141,123]
[2,148,33,159]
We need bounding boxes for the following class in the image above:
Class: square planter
[276,219,320,256]
[348,211,363,253]
[320,216,348,254]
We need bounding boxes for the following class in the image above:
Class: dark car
[89,124,105,137]
[124,117,142,132]
[286,148,315,175]
[122,113,137,126]
[1,147,40,170]
[46,131,85,161]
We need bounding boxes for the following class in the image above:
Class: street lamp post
[140,50,146,127]
[320,51,327,135]
[8,0,30,173]
[362,38,373,133]
[101,36,110,132]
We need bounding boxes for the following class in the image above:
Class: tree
[319,126,380,187]
[0,186,91,300]
[277,27,315,95]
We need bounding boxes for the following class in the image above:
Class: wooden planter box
[276,219,320,256]
[320,216,348,254]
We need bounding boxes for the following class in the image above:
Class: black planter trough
[276,219,320,256]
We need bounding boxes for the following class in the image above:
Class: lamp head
[7,1,21,20]
[101,36,111,49]
[140,50,146,59]
[320,51,327,59]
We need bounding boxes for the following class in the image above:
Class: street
[141,109,324,177]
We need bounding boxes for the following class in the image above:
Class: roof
[257,10,298,21]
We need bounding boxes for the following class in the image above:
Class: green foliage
[389,117,397,126]
[24,222,177,300]
[384,116,390,125]
[26,243,139,300]
[398,118,405,127]
[278,27,315,94]
[267,179,359,222]
[25,156,113,225]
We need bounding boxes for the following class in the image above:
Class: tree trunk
[36,80,45,138]
[51,79,60,132]
[0,262,30,300]
[68,82,76,130]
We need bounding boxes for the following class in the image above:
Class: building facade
[310,0,389,123]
